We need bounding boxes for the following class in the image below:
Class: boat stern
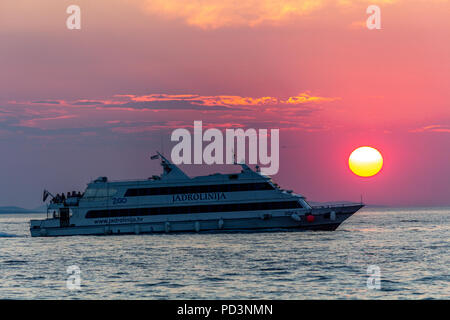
[30,217,60,237]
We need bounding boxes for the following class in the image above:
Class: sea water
[0,207,448,299]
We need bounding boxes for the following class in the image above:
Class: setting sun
[348,146,383,177]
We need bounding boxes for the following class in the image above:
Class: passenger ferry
[30,153,363,237]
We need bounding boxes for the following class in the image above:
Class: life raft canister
[330,211,336,221]
[306,214,315,223]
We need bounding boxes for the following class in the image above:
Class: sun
[348,146,383,177]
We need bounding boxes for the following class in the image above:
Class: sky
[0,0,449,208]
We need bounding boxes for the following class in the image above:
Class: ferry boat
[30,153,363,237]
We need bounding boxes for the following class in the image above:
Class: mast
[152,152,190,180]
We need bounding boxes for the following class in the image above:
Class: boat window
[85,200,302,218]
[124,182,275,197]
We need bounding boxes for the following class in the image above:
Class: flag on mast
[43,190,50,202]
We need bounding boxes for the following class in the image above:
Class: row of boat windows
[85,200,302,218]
[124,182,275,197]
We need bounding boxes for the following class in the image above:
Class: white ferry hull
[30,204,362,237]
[31,154,364,238]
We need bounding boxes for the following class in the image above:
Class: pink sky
[0,0,449,207]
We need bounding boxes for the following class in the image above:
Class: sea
[0,207,448,299]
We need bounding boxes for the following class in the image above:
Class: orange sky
[0,0,449,207]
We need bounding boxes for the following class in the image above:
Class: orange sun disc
[348,146,383,177]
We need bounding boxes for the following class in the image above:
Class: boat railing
[311,202,363,209]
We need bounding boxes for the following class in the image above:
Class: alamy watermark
[170,121,279,175]
[66,265,81,290]
[66,4,381,31]
[66,5,81,30]
[366,5,381,30]
[65,4,381,31]
[366,265,381,290]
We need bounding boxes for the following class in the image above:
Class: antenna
[160,133,164,157]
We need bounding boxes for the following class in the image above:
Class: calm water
[0,207,448,299]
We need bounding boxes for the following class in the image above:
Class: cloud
[101,100,232,111]
[123,92,338,109]
[136,0,403,29]
[410,124,450,133]
[18,115,78,128]
[1,91,338,136]
[348,20,367,29]
[72,100,105,106]
[138,0,325,29]
[31,100,61,105]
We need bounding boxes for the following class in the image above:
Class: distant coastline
[0,206,46,214]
